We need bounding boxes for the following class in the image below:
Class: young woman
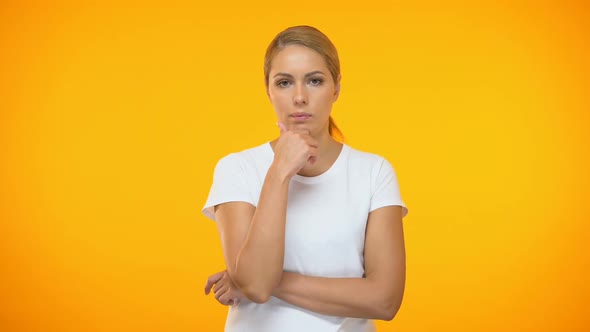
[202,25,408,332]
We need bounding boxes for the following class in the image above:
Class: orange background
[1,1,589,331]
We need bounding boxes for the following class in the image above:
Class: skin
[204,44,406,320]
[266,43,343,177]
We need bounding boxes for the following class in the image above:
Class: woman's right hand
[204,270,246,306]
[273,122,319,178]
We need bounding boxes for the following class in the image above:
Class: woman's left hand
[204,270,245,306]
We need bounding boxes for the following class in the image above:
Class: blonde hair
[264,25,344,141]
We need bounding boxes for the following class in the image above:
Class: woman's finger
[215,285,227,302]
[204,270,225,295]
[277,122,287,134]
[218,290,232,306]
[213,277,225,294]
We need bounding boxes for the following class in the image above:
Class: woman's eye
[277,80,290,87]
[310,78,323,85]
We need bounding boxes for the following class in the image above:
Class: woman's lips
[291,113,311,121]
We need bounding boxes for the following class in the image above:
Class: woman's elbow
[378,304,401,321]
[231,264,280,304]
[241,285,272,304]
[376,293,404,321]
[231,272,272,303]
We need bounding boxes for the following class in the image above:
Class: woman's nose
[293,84,308,106]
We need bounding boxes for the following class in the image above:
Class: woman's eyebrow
[273,71,326,79]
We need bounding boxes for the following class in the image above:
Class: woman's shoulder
[234,141,271,159]
[215,142,273,169]
[345,143,390,165]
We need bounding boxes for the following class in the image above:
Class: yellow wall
[1,1,588,331]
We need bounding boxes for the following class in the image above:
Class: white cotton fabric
[203,142,408,332]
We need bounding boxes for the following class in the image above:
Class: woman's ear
[333,74,342,101]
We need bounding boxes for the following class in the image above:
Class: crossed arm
[205,165,406,321]
[272,205,405,321]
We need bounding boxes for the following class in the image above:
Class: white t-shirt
[203,142,408,332]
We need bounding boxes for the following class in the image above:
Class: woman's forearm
[271,272,403,321]
[231,163,290,303]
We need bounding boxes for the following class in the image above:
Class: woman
[202,25,408,331]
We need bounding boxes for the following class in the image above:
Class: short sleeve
[370,158,409,217]
[202,153,255,221]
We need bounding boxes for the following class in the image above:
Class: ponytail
[328,116,344,142]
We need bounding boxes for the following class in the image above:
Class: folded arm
[271,205,406,320]
[215,164,290,303]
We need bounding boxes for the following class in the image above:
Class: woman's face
[267,44,340,135]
